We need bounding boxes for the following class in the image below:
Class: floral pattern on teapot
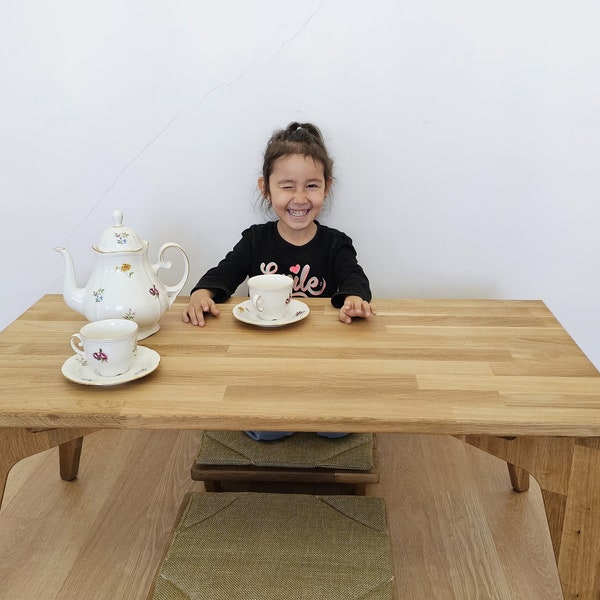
[116,263,134,276]
[114,232,130,245]
[93,288,105,303]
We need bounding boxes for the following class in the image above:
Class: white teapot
[55,209,189,339]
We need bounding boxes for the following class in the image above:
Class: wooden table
[2,294,600,598]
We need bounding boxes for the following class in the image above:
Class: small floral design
[149,284,159,298]
[92,288,105,302]
[116,263,134,277]
[114,232,130,245]
[92,349,108,362]
[295,310,306,317]
[123,309,136,320]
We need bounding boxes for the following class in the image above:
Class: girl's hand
[182,289,221,326]
[339,296,376,324]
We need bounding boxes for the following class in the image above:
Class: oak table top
[1,294,599,434]
[2,294,600,599]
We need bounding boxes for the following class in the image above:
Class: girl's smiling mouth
[288,208,310,217]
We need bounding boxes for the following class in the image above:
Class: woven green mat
[196,431,374,471]
[150,492,394,600]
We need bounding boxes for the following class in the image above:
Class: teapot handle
[152,243,190,307]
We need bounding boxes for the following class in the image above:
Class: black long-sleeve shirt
[191,221,371,308]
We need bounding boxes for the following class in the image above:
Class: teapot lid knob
[94,208,145,252]
[112,209,124,227]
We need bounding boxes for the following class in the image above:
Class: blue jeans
[244,431,349,441]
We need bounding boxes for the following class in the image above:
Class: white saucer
[232,299,310,328]
[61,346,160,386]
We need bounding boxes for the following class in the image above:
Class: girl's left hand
[339,296,376,324]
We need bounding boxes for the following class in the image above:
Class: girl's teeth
[289,209,308,217]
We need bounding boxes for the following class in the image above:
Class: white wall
[2,1,600,368]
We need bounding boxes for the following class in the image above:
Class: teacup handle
[251,294,264,312]
[70,333,86,358]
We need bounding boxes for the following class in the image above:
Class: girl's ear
[258,177,269,200]
[325,177,333,196]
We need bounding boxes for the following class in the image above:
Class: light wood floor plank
[0,430,563,599]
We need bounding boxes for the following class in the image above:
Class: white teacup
[70,319,138,377]
[248,274,293,321]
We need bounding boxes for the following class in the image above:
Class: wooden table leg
[58,436,85,481]
[507,463,530,492]
[0,427,99,508]
[463,434,600,600]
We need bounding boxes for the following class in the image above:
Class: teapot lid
[94,209,145,252]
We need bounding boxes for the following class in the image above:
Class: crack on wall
[267,0,327,65]
[59,0,327,252]
[62,58,259,251]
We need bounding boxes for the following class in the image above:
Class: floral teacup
[70,319,138,377]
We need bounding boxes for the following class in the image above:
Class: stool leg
[354,483,366,495]
[204,480,221,492]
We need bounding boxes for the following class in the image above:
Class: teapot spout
[54,247,86,315]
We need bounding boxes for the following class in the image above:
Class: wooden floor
[0,430,563,599]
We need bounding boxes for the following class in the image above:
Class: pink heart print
[290,264,300,274]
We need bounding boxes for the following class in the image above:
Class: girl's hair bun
[286,122,325,148]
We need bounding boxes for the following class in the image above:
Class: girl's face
[259,154,330,245]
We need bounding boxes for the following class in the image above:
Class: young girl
[182,122,375,441]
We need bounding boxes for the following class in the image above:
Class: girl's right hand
[182,289,221,327]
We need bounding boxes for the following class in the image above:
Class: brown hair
[260,122,334,200]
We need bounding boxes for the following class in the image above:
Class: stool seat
[191,432,379,494]
[148,492,395,600]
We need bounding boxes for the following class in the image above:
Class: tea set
[57,209,308,385]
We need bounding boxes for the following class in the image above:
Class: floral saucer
[61,346,160,386]
[232,299,310,328]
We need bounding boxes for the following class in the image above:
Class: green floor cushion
[196,431,374,471]
[149,492,394,600]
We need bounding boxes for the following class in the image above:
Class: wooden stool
[191,431,379,494]
[148,492,395,600]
